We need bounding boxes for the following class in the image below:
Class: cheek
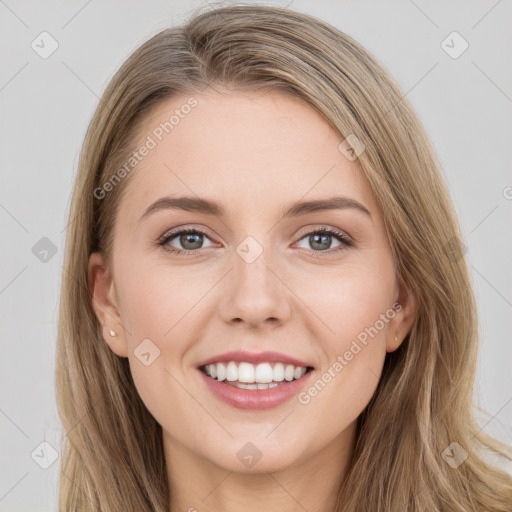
[115,258,204,346]
[294,258,395,347]
[292,261,395,429]
[113,259,217,402]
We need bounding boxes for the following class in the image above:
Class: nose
[218,246,292,329]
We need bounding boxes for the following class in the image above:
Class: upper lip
[197,350,314,369]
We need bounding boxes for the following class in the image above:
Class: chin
[201,437,307,474]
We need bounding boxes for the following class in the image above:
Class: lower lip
[198,369,314,410]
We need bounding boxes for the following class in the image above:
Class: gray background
[1,0,511,509]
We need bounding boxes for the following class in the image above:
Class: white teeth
[273,362,285,381]
[202,361,309,384]
[238,362,255,383]
[255,363,273,383]
[229,382,280,390]
[284,364,295,381]
[226,361,238,382]
[216,362,226,381]
[293,366,303,380]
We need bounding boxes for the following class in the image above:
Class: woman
[56,4,512,511]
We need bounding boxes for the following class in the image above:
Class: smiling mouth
[199,361,314,390]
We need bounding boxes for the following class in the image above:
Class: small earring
[394,335,398,343]
[109,329,116,337]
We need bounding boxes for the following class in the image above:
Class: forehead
[119,88,379,221]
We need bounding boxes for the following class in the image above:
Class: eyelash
[155,225,353,258]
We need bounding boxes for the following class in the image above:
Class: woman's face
[89,88,415,474]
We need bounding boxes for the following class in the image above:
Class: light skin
[89,87,417,512]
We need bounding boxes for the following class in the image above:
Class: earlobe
[386,279,418,353]
[88,252,128,358]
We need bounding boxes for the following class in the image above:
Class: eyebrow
[138,195,372,223]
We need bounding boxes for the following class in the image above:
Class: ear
[88,252,128,358]
[386,277,417,353]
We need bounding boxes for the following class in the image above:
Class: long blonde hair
[56,4,512,510]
